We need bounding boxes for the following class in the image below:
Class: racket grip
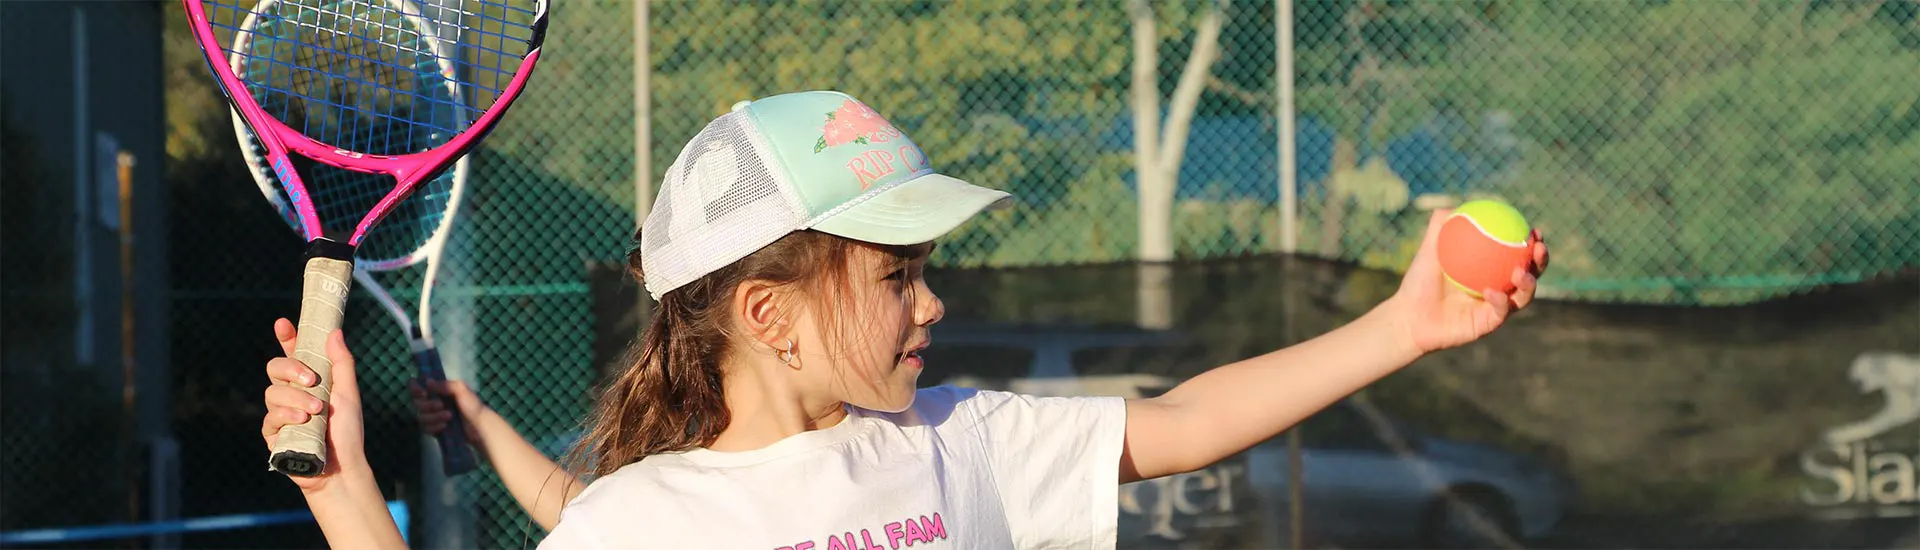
[414,347,478,476]
[269,240,355,478]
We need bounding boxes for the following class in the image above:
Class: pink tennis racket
[182,0,548,477]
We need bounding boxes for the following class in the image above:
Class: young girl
[258,90,1547,549]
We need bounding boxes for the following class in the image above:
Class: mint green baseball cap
[638,90,1012,299]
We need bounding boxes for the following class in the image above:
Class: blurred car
[1245,399,1577,548]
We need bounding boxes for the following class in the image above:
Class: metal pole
[1277,0,1297,254]
[73,6,95,368]
[633,0,655,334]
[118,151,141,533]
[634,0,652,227]
[1279,6,1303,540]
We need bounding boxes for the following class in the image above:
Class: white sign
[1799,351,1920,517]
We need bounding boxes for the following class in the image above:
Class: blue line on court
[0,501,408,545]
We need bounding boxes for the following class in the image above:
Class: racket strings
[213,0,467,252]
[203,0,531,254]
[307,158,453,263]
[263,3,449,152]
[220,2,460,259]
[393,0,540,114]
[212,0,464,153]
[243,127,455,266]
[209,0,541,144]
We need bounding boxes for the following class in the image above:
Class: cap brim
[808,173,1012,246]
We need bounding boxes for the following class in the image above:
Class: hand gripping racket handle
[270,239,355,477]
[412,344,478,476]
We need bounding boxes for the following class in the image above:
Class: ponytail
[566,230,863,477]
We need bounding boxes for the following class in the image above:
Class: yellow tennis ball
[1436,199,1533,299]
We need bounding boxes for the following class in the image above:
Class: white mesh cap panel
[640,111,807,299]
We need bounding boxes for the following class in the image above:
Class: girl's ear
[733,279,796,349]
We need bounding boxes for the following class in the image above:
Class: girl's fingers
[267,357,317,387]
[273,318,298,358]
[1412,209,1451,264]
[261,407,312,439]
[1513,267,1537,292]
[1481,288,1514,322]
[323,330,357,393]
[264,385,326,415]
[1529,230,1550,275]
[445,380,484,413]
[1510,268,1538,310]
[422,411,453,433]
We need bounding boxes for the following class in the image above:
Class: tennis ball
[1436,199,1533,299]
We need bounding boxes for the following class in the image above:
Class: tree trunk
[1131,0,1167,263]
[1131,1,1224,329]
[1134,0,1224,265]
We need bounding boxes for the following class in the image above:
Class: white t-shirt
[538,386,1128,550]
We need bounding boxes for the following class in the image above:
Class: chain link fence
[448,1,1918,544]
[7,0,1914,547]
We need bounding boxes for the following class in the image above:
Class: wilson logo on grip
[312,272,351,303]
[325,279,347,297]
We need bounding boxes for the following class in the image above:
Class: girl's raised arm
[1119,209,1549,483]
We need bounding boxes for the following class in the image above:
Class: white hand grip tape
[268,254,353,477]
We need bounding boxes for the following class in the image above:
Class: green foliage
[1468,1,1920,303]
[1296,0,1919,303]
[1294,0,1501,143]
[650,0,1142,267]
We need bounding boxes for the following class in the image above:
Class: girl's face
[795,242,942,414]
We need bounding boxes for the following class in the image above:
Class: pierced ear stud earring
[777,338,797,367]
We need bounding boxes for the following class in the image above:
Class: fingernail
[310,399,325,413]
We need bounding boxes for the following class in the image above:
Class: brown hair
[563,229,916,478]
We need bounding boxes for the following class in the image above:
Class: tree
[1448,0,1920,303]
[1286,0,1504,261]
[1283,0,1918,303]
[650,0,1137,267]
[1131,0,1226,264]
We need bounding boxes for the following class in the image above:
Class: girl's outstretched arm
[1119,209,1550,483]
[414,380,583,530]
[261,321,409,549]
